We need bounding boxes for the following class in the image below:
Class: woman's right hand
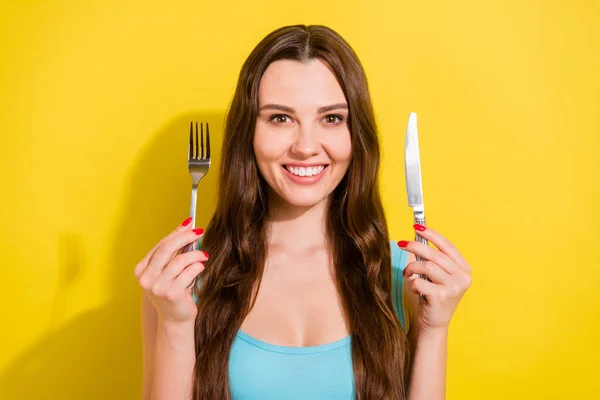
[134,217,208,324]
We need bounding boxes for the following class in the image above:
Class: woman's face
[253,58,352,208]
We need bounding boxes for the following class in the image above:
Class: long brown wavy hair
[193,24,408,399]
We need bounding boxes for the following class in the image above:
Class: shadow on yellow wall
[0,111,225,398]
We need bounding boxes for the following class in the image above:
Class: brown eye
[269,114,291,125]
[324,114,344,124]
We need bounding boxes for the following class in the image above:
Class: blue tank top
[193,240,408,399]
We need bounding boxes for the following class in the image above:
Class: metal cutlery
[184,121,211,288]
[404,112,431,297]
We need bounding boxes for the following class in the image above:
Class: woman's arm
[141,293,158,400]
[403,252,448,399]
[399,225,472,400]
[136,220,207,399]
[141,292,196,400]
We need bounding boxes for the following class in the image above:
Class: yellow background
[1,0,598,398]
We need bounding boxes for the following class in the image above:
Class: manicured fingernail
[182,217,193,226]
[413,224,426,232]
[397,240,409,248]
[403,268,409,277]
[193,228,204,235]
[203,251,209,258]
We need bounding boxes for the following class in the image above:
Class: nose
[290,125,321,158]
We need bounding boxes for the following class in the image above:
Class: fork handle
[182,243,196,253]
[182,185,198,254]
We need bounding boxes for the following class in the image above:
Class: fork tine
[200,122,205,160]
[195,122,199,160]
[206,123,211,159]
[189,121,193,160]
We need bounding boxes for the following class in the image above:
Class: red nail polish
[403,268,409,277]
[182,217,192,226]
[203,251,209,258]
[397,240,409,248]
[413,224,426,232]
[193,228,204,235]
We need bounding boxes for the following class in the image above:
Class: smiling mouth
[282,165,329,177]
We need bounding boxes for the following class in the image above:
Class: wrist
[158,318,195,341]
[418,325,449,341]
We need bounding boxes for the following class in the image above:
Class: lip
[281,165,328,185]
[282,163,329,168]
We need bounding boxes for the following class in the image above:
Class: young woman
[136,24,472,400]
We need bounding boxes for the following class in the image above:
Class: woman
[136,24,472,400]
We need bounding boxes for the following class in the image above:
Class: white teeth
[285,165,325,177]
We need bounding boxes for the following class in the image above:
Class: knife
[404,112,431,289]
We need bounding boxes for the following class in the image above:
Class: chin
[280,191,330,208]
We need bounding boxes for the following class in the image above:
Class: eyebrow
[258,103,348,114]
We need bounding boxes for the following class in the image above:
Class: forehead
[258,59,346,108]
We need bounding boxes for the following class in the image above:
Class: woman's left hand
[399,224,472,333]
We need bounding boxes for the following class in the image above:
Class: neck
[266,191,330,250]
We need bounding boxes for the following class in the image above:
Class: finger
[406,274,438,300]
[134,216,195,278]
[159,250,208,284]
[413,225,471,274]
[398,240,459,276]
[170,262,205,297]
[140,227,204,285]
[144,251,205,298]
[403,261,451,285]
[152,262,205,302]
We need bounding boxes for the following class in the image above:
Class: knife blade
[405,112,430,287]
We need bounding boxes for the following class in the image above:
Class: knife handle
[413,216,431,302]
[414,216,428,264]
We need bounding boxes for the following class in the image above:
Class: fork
[183,121,211,287]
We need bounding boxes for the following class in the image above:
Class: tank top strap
[390,240,409,331]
